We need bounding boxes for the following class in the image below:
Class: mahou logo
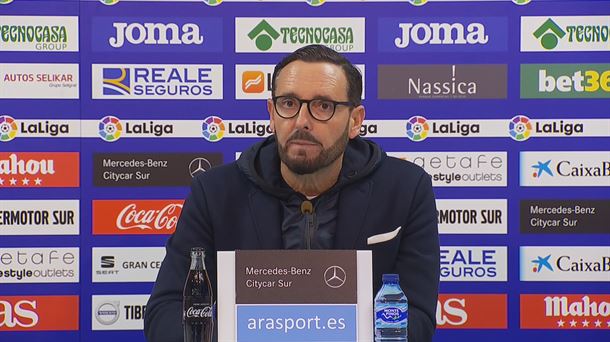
[437,294,507,329]
[93,200,184,235]
[0,152,79,187]
[521,294,610,329]
[0,296,78,331]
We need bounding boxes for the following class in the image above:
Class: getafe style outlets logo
[0,296,78,331]
[520,151,610,187]
[0,248,79,283]
[521,294,610,329]
[521,64,610,98]
[0,16,79,52]
[0,152,79,188]
[91,17,222,52]
[378,64,507,99]
[92,64,223,99]
[380,17,507,52]
[0,199,79,236]
[520,247,610,282]
[440,246,507,282]
[0,63,78,99]
[437,294,507,329]
[522,16,610,52]
[92,295,150,330]
[92,199,183,235]
[235,18,365,53]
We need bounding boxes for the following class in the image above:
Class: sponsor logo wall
[0,1,608,342]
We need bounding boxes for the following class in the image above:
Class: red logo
[437,294,507,329]
[521,294,610,329]
[93,199,184,235]
[0,152,79,187]
[0,296,79,331]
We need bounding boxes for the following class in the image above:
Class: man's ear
[267,98,275,132]
[348,105,365,139]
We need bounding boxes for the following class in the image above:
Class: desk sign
[217,250,372,342]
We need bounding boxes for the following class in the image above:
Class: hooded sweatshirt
[236,135,384,249]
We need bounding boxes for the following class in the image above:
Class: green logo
[0,0,14,4]
[306,0,325,6]
[512,0,531,5]
[203,0,222,6]
[409,0,428,6]
[100,0,119,5]
[533,18,566,50]
[248,20,280,51]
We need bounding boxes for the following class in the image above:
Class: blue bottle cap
[382,273,399,283]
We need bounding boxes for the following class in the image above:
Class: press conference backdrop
[0,0,609,341]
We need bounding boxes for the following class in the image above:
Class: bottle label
[184,303,213,323]
[376,307,408,323]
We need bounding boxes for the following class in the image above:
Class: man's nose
[294,101,313,130]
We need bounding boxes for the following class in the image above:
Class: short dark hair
[271,44,362,106]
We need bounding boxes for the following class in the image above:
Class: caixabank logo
[0,63,78,99]
[91,17,222,52]
[378,64,507,99]
[0,199,79,236]
[92,199,183,235]
[0,296,78,331]
[440,246,507,282]
[437,294,507,329]
[379,17,507,52]
[521,294,610,329]
[92,64,223,99]
[521,64,610,98]
[0,152,79,188]
[0,115,78,140]
[235,18,365,53]
[520,246,610,282]
[92,294,149,330]
[0,16,79,52]
[521,16,610,52]
[520,151,610,187]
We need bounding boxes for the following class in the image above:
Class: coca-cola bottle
[183,247,214,342]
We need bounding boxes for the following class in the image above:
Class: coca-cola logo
[0,300,38,328]
[116,203,182,230]
[186,305,212,318]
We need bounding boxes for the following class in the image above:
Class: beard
[277,123,350,175]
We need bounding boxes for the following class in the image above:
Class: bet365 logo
[521,64,610,98]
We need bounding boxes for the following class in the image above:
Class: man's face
[267,61,364,175]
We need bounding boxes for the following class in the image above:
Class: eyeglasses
[272,96,354,122]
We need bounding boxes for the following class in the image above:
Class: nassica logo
[0,63,79,99]
[92,64,223,99]
[0,152,79,188]
[378,64,507,99]
[91,17,222,52]
[437,294,507,329]
[0,296,78,331]
[0,16,79,52]
[380,17,507,52]
[520,246,610,281]
[440,246,507,282]
[521,294,610,329]
[92,199,183,235]
[92,294,150,330]
[520,151,610,187]
[521,64,610,98]
[92,247,165,282]
[521,16,610,52]
[235,18,365,53]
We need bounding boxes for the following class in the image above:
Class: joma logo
[109,22,204,48]
[395,22,488,48]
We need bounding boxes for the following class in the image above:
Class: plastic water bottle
[374,273,408,341]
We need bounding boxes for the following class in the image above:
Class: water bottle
[374,273,408,341]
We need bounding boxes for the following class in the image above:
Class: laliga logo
[202,116,225,142]
[0,115,18,142]
[0,0,14,4]
[100,0,119,5]
[509,115,532,141]
[202,0,222,6]
[306,0,326,6]
[406,116,429,142]
[409,0,428,6]
[98,116,123,142]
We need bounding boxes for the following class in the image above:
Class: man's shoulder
[192,160,244,186]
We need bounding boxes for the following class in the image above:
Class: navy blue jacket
[144,136,440,342]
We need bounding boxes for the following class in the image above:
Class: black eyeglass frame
[272,95,356,122]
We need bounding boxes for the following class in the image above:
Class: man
[144,44,440,341]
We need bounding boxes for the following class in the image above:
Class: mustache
[286,130,321,145]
